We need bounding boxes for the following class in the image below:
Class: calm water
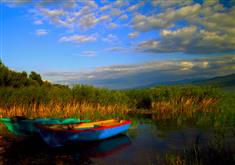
[0,120,234,165]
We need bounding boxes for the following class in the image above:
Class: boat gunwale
[36,120,131,133]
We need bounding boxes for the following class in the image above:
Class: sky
[1,0,235,88]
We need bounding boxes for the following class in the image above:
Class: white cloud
[59,35,97,43]
[105,47,126,52]
[33,20,43,25]
[132,4,201,31]
[200,61,209,68]
[152,0,193,8]
[137,24,235,54]
[128,32,139,38]
[75,6,91,16]
[98,15,110,22]
[1,0,32,7]
[137,40,160,52]
[81,51,96,57]
[40,8,65,17]
[127,2,144,11]
[109,8,122,17]
[86,0,98,9]
[102,34,118,42]
[119,14,128,20]
[35,29,48,36]
[113,0,129,7]
[180,61,194,71]
[100,4,111,11]
[108,23,118,29]
[132,14,168,31]
[79,14,98,29]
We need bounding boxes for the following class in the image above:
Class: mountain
[192,73,235,90]
[137,74,235,90]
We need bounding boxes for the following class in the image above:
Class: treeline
[0,60,65,88]
[0,60,43,87]
[0,61,221,110]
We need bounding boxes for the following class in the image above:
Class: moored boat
[37,119,131,147]
[0,116,89,136]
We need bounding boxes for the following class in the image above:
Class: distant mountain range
[62,73,235,90]
[192,73,235,90]
[129,73,235,89]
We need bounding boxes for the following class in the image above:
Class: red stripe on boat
[37,120,131,133]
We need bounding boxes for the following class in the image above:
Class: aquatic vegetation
[158,128,235,165]
[0,85,223,124]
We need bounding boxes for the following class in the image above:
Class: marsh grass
[0,84,233,127]
[0,96,219,122]
[159,128,235,165]
[0,102,130,121]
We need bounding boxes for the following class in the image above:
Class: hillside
[193,73,235,91]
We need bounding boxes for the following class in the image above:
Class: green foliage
[218,91,235,126]
[72,85,129,105]
[29,71,43,86]
[0,61,53,88]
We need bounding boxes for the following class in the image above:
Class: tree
[0,60,10,86]
[29,71,43,85]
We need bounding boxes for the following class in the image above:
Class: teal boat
[0,116,89,136]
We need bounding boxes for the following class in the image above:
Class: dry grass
[0,102,130,121]
[0,97,218,121]
[149,97,217,120]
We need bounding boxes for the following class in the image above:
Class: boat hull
[37,120,131,147]
[0,117,88,136]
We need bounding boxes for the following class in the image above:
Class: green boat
[0,116,89,136]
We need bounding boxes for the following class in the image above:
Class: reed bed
[0,96,218,122]
[0,102,131,121]
[0,84,226,123]
[150,97,218,120]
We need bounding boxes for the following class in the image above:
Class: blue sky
[1,0,235,88]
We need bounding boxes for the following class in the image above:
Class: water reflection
[1,134,131,165]
[1,121,234,165]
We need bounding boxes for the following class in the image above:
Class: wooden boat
[0,116,89,136]
[37,119,131,147]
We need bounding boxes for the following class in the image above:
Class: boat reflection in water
[2,134,131,164]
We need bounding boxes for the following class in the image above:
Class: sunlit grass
[150,97,218,120]
[0,102,130,121]
[1,85,233,127]
[0,96,218,122]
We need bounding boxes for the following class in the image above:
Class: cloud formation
[43,55,235,89]
[102,34,118,43]
[128,32,139,38]
[59,35,97,43]
[134,1,235,54]
[2,0,235,54]
[35,29,48,36]
[80,51,96,57]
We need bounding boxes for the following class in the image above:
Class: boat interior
[42,119,127,130]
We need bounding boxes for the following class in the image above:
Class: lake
[0,119,235,165]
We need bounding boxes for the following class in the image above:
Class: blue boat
[0,116,89,136]
[37,119,131,147]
